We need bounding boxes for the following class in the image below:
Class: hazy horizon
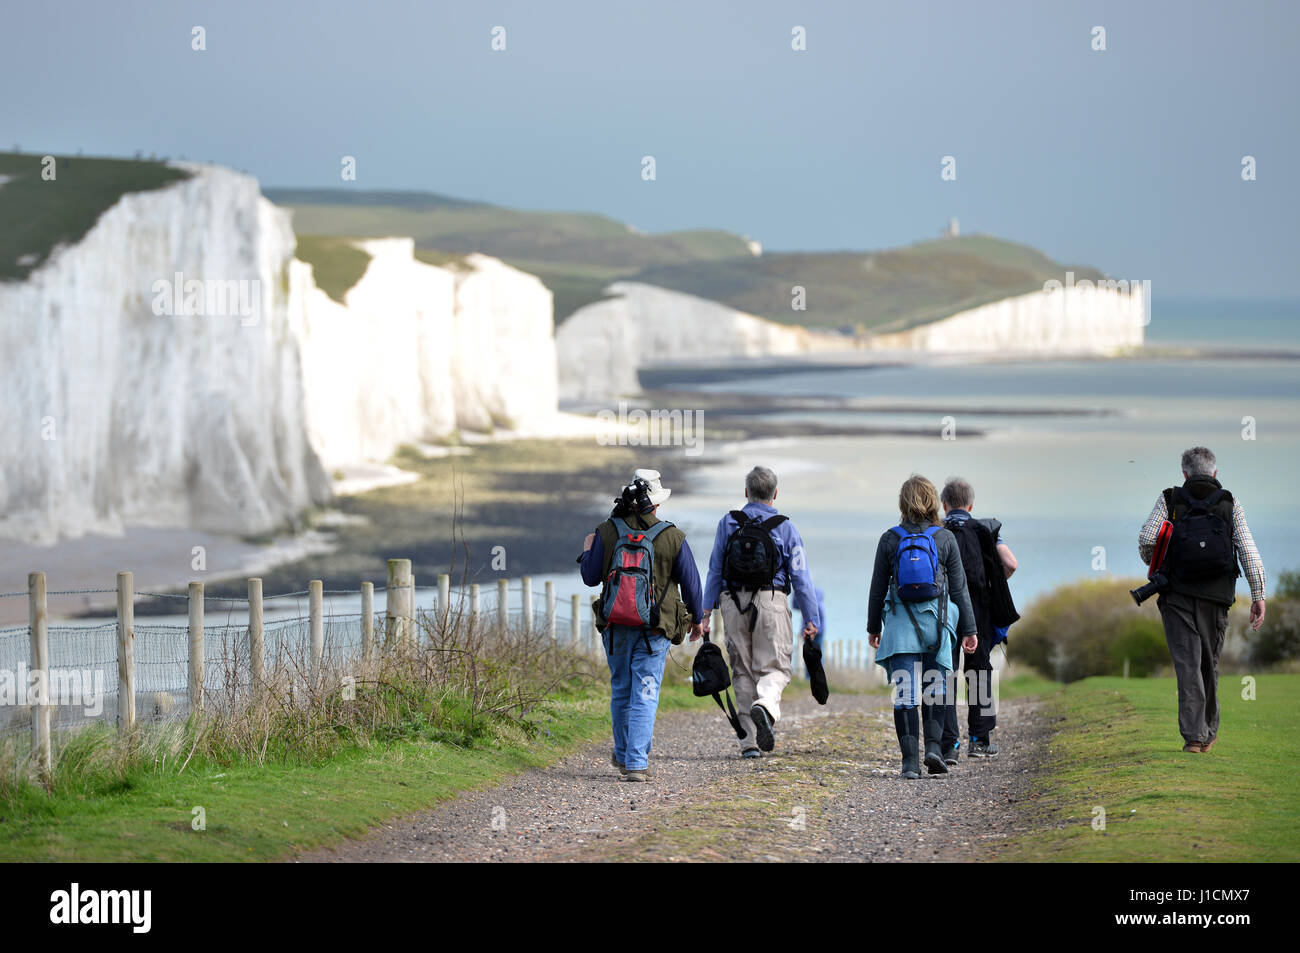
[4,0,1298,297]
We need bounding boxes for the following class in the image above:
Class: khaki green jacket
[592,512,691,644]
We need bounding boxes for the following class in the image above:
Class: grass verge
[995,674,1300,862]
[0,672,700,863]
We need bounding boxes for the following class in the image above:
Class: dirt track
[297,691,1048,863]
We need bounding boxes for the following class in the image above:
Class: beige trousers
[720,589,793,748]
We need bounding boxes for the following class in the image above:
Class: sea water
[654,300,1300,651]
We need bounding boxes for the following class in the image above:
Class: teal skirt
[875,596,958,670]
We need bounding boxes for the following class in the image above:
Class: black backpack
[692,638,746,739]
[1166,488,1236,581]
[721,511,788,590]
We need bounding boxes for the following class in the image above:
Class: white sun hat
[634,468,672,506]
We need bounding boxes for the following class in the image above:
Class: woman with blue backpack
[867,475,978,779]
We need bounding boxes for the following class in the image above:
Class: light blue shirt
[703,501,821,632]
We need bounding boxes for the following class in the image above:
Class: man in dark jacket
[1138,447,1266,753]
[580,469,706,781]
[940,477,1019,761]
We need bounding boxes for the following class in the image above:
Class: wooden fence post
[545,581,556,642]
[469,583,481,630]
[497,578,508,637]
[116,571,135,734]
[437,573,450,630]
[309,579,323,687]
[28,571,50,777]
[188,581,204,713]
[569,594,580,647]
[386,558,412,652]
[360,581,374,662]
[248,578,264,694]
[521,576,533,634]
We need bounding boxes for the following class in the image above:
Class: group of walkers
[579,446,1267,780]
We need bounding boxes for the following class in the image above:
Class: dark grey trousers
[1157,590,1229,745]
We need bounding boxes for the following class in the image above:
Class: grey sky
[3,0,1297,297]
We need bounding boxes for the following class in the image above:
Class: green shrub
[1250,598,1300,668]
[1109,615,1170,677]
[1011,577,1165,682]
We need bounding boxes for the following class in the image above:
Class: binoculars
[1130,572,1168,606]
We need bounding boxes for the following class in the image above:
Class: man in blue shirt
[703,466,820,757]
[791,587,827,657]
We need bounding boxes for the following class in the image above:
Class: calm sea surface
[657,300,1300,648]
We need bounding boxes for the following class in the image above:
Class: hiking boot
[942,744,960,766]
[751,704,775,753]
[612,752,626,775]
[623,770,648,782]
[1182,742,1205,754]
[1201,736,1217,752]
[969,735,999,758]
[741,747,762,759]
[894,708,921,780]
[922,703,949,775]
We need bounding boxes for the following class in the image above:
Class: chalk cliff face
[0,163,560,543]
[288,243,555,469]
[865,284,1147,353]
[557,280,1147,400]
[0,163,330,544]
[556,281,818,400]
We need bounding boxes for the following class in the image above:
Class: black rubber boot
[894,707,921,779]
[922,701,950,775]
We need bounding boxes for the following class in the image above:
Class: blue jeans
[603,625,670,771]
[886,652,948,709]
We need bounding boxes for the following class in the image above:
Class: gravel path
[297,687,1049,863]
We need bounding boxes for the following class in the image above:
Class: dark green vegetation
[1013,575,1290,682]
[266,187,751,321]
[1251,569,1300,667]
[267,187,1100,328]
[293,235,373,304]
[0,152,190,281]
[1013,578,1173,682]
[631,236,1105,333]
[997,675,1300,861]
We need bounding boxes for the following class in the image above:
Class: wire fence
[0,565,887,761]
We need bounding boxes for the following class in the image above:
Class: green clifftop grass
[996,675,1300,862]
[268,187,1106,329]
[0,152,190,281]
[293,235,373,304]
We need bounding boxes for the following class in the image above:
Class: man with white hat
[580,469,706,781]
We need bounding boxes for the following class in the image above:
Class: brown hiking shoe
[1201,737,1217,752]
[623,770,647,782]
[1182,742,1205,753]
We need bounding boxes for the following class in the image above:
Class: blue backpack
[892,525,941,601]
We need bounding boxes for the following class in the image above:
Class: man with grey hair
[702,466,820,756]
[1139,447,1266,753]
[940,477,1019,761]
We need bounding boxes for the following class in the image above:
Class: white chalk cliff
[0,163,329,544]
[557,279,1147,400]
[288,241,556,469]
[556,282,821,400]
[865,283,1147,353]
[0,163,559,544]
